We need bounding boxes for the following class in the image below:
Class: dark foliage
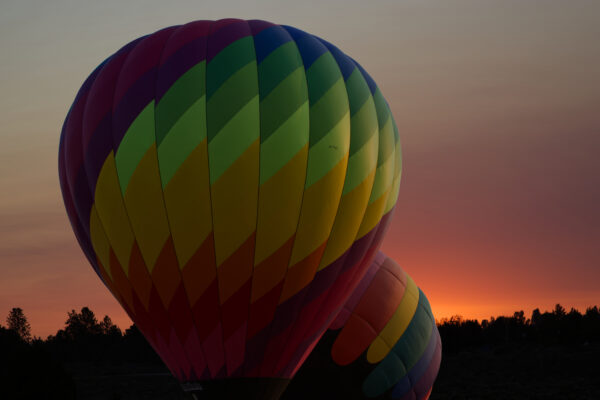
[5,307,32,342]
[0,326,76,399]
[1,307,170,399]
[437,304,600,353]
[42,307,164,367]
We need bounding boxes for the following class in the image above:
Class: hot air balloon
[58,19,402,399]
[283,252,441,400]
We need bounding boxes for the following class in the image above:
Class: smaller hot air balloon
[282,251,442,399]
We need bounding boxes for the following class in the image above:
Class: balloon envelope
[283,251,442,399]
[59,18,401,398]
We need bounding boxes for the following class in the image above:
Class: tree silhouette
[6,307,31,342]
[99,315,122,337]
[554,303,566,318]
[513,310,526,325]
[532,308,541,325]
[65,306,101,339]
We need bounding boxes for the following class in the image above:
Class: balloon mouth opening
[181,377,291,400]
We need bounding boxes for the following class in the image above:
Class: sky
[1,0,599,338]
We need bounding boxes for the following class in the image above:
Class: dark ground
[58,343,599,399]
[65,363,187,400]
[429,343,600,400]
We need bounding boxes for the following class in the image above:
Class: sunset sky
[1,0,599,338]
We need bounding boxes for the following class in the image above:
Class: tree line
[1,307,162,364]
[437,304,600,353]
[0,307,164,399]
[3,303,600,357]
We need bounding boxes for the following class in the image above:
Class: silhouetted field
[1,305,599,399]
[431,343,600,399]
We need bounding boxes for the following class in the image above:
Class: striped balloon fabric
[285,252,441,400]
[59,19,402,398]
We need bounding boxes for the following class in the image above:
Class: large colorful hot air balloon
[59,19,402,398]
[282,251,442,399]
